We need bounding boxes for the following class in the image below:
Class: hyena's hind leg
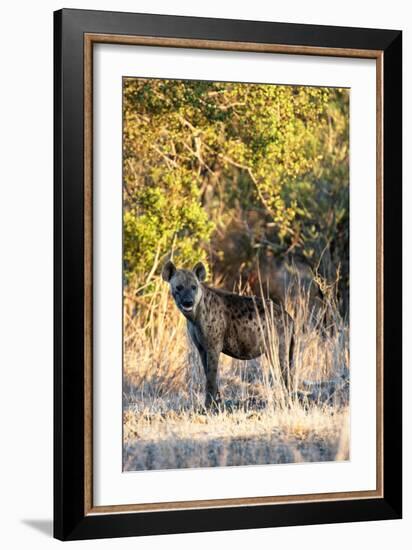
[276,313,295,391]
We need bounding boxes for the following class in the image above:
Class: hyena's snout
[181,295,194,311]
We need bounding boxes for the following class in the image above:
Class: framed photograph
[54,8,402,541]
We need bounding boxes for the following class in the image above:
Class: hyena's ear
[162,261,176,282]
[193,262,207,282]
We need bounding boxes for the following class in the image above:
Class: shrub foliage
[123,78,349,308]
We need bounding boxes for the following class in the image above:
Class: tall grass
[123,267,349,471]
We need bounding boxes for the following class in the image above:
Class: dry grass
[123,272,349,471]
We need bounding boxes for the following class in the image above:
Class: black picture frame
[54,8,402,541]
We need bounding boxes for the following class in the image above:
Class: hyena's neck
[193,284,217,324]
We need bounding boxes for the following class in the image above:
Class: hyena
[162,261,294,409]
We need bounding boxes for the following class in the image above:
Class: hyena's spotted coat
[162,261,294,408]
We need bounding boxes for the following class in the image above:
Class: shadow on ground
[123,431,340,472]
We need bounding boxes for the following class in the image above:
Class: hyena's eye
[176,285,183,292]
[191,285,196,291]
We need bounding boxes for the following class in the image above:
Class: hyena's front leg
[199,348,221,408]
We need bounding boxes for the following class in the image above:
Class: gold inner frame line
[84,33,384,515]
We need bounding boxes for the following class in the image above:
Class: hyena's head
[162,261,207,317]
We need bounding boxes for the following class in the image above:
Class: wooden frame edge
[376,51,384,498]
[84,33,93,515]
[85,32,382,59]
[87,490,381,516]
[83,33,384,516]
